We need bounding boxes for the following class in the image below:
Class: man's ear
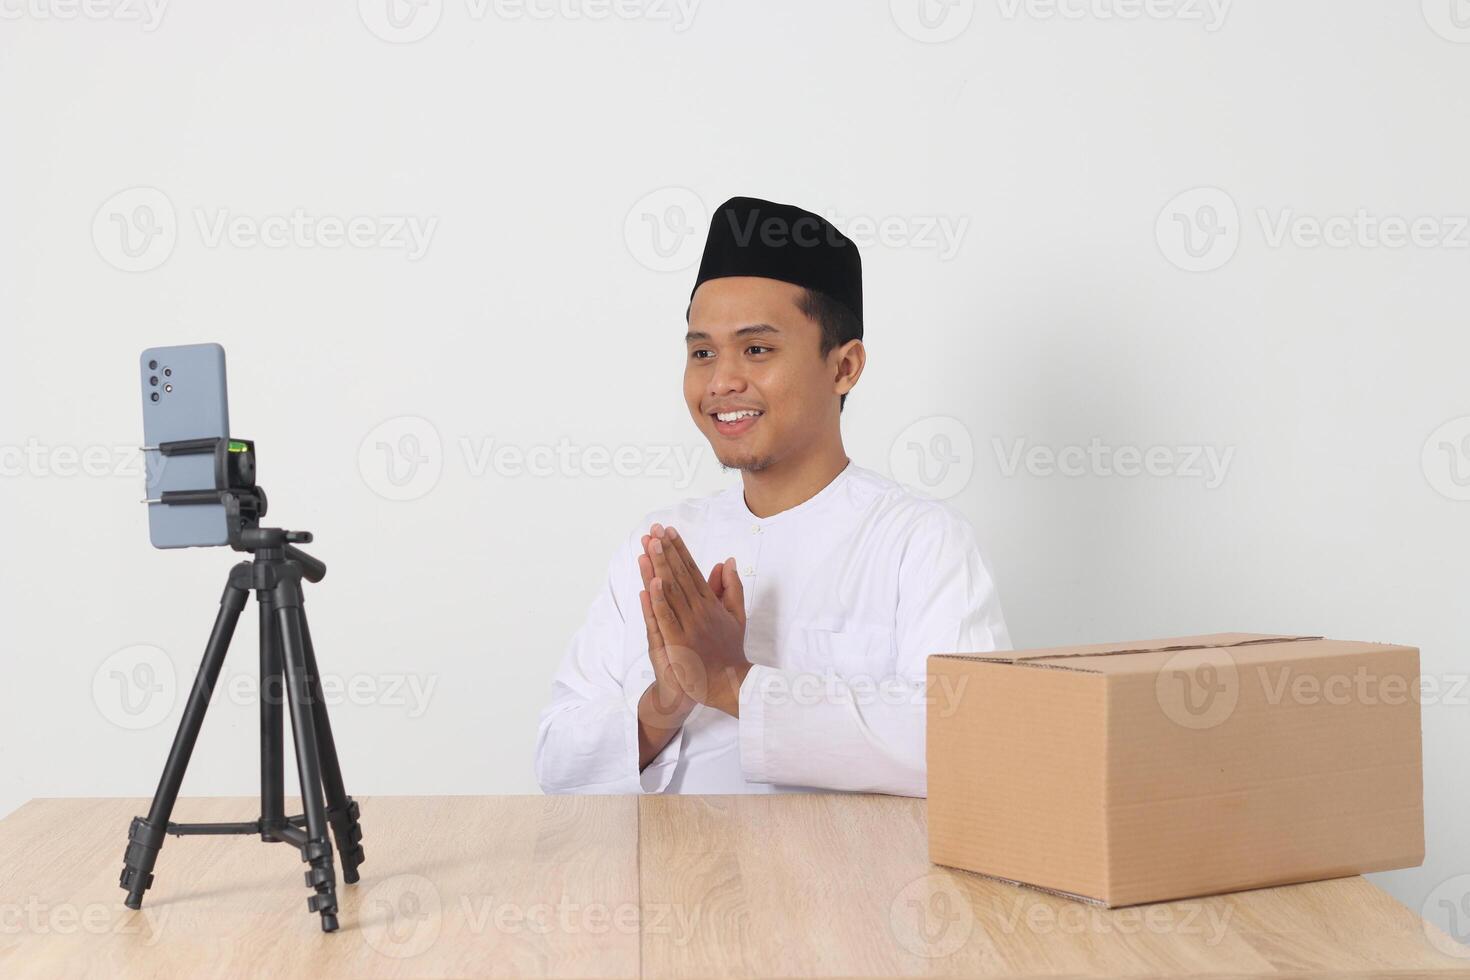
[831,339,865,398]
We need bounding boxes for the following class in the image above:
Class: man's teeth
[716,410,762,423]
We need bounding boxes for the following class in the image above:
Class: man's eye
[746,346,772,356]
[690,349,714,360]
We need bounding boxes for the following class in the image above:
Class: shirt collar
[731,459,855,526]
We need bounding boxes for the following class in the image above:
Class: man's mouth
[710,408,763,437]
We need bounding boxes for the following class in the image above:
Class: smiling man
[535,196,1009,796]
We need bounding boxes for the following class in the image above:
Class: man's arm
[736,509,1010,797]
[535,530,692,793]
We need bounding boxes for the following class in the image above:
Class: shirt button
[742,566,756,577]
[750,525,761,534]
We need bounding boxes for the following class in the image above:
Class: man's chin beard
[715,450,776,474]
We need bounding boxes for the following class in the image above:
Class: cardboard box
[927,633,1424,907]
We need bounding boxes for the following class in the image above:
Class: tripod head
[235,525,326,583]
[148,437,325,582]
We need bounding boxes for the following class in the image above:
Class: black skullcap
[691,196,863,330]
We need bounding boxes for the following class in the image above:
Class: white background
[3,0,1468,942]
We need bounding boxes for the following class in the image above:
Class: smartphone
[140,344,232,548]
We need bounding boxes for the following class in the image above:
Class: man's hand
[635,533,696,769]
[638,535,696,725]
[645,524,750,718]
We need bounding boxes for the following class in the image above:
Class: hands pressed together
[635,524,751,757]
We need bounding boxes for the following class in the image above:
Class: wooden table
[0,795,1463,978]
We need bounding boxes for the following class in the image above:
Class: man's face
[684,276,843,473]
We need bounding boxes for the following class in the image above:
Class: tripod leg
[300,616,365,883]
[120,566,251,910]
[273,577,339,932]
[259,593,286,840]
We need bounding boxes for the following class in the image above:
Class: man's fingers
[637,551,655,593]
[707,563,724,597]
[649,537,692,615]
[648,524,709,603]
[651,530,699,603]
[663,527,713,599]
[649,577,683,634]
[721,558,746,626]
[639,588,665,654]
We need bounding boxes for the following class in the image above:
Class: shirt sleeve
[535,529,686,794]
[737,505,1010,797]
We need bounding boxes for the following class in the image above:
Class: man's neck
[740,441,850,519]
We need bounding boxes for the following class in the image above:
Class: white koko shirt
[534,462,1010,797]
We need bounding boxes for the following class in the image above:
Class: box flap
[933,633,1322,674]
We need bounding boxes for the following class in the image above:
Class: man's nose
[709,361,748,396]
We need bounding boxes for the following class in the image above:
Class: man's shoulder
[842,464,977,541]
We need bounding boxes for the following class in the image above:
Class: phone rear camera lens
[149,376,158,385]
[148,359,158,370]
[150,392,160,402]
[163,368,172,377]
[164,383,173,393]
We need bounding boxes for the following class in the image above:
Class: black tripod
[118,521,365,932]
